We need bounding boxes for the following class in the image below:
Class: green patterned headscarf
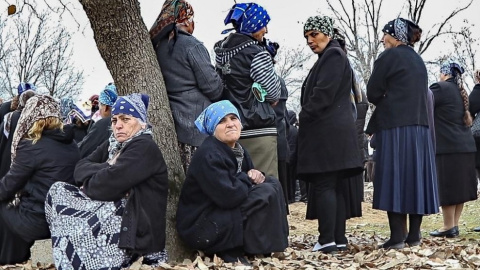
[304,16,334,37]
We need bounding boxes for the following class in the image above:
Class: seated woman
[176,100,288,265]
[46,93,169,270]
[0,95,80,264]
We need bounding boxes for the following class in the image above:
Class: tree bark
[78,0,189,261]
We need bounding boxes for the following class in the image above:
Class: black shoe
[473,226,480,232]
[336,244,348,251]
[429,226,459,238]
[378,239,405,250]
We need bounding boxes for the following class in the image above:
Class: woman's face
[252,26,268,42]
[214,114,241,148]
[112,114,144,143]
[381,33,402,49]
[304,30,330,54]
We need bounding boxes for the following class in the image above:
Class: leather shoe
[378,240,405,250]
[473,226,480,232]
[429,226,459,238]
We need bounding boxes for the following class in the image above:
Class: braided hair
[474,69,480,84]
[451,67,472,126]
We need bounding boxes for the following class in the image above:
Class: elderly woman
[176,100,288,265]
[428,61,476,238]
[297,15,362,254]
[150,0,223,173]
[366,18,439,249]
[46,93,168,269]
[0,95,79,264]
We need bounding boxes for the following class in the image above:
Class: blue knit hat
[99,83,118,106]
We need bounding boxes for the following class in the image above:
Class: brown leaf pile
[8,232,480,270]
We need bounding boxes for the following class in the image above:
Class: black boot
[405,214,423,246]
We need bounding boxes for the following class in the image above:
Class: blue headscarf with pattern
[195,100,240,135]
[99,83,118,106]
[222,3,270,35]
[17,82,36,95]
[440,60,465,76]
[382,18,409,44]
[112,93,149,124]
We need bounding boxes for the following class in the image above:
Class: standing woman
[429,61,476,238]
[297,15,362,253]
[469,70,480,177]
[366,18,439,249]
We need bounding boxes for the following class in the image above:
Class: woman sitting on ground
[46,93,169,270]
[176,100,289,265]
[0,95,80,264]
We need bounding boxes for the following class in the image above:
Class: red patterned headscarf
[149,0,194,49]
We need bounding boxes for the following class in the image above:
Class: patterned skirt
[45,182,167,270]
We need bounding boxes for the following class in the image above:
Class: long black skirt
[436,152,477,206]
[240,177,289,254]
[341,173,363,219]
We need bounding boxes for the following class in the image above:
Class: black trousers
[0,205,34,264]
[305,172,347,245]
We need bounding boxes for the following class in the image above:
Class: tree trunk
[78,0,189,261]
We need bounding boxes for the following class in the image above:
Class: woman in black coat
[0,95,79,264]
[366,18,439,249]
[46,94,169,269]
[297,15,362,254]
[428,61,476,238]
[176,100,288,266]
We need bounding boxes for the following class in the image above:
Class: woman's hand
[248,169,265,185]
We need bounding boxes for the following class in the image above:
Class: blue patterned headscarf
[440,60,465,76]
[382,18,409,44]
[17,82,36,95]
[99,83,118,106]
[222,3,270,35]
[112,93,149,124]
[195,100,240,135]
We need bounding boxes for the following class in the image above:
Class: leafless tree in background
[274,45,313,113]
[0,11,83,99]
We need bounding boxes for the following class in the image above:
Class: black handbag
[238,90,276,130]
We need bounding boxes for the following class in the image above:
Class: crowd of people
[0,0,479,268]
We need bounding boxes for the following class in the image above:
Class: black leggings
[308,172,347,245]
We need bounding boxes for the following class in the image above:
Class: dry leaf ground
[7,182,480,269]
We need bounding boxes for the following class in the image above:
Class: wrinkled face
[252,26,268,42]
[304,30,330,54]
[214,114,241,147]
[111,114,144,143]
[381,33,402,49]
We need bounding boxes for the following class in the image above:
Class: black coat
[366,45,429,134]
[468,84,480,168]
[0,101,12,123]
[176,136,254,253]
[74,134,168,254]
[430,78,476,154]
[78,117,112,158]
[297,40,362,175]
[0,111,20,178]
[0,126,79,241]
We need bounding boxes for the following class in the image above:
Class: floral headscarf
[304,15,334,37]
[149,0,194,50]
[11,95,61,161]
